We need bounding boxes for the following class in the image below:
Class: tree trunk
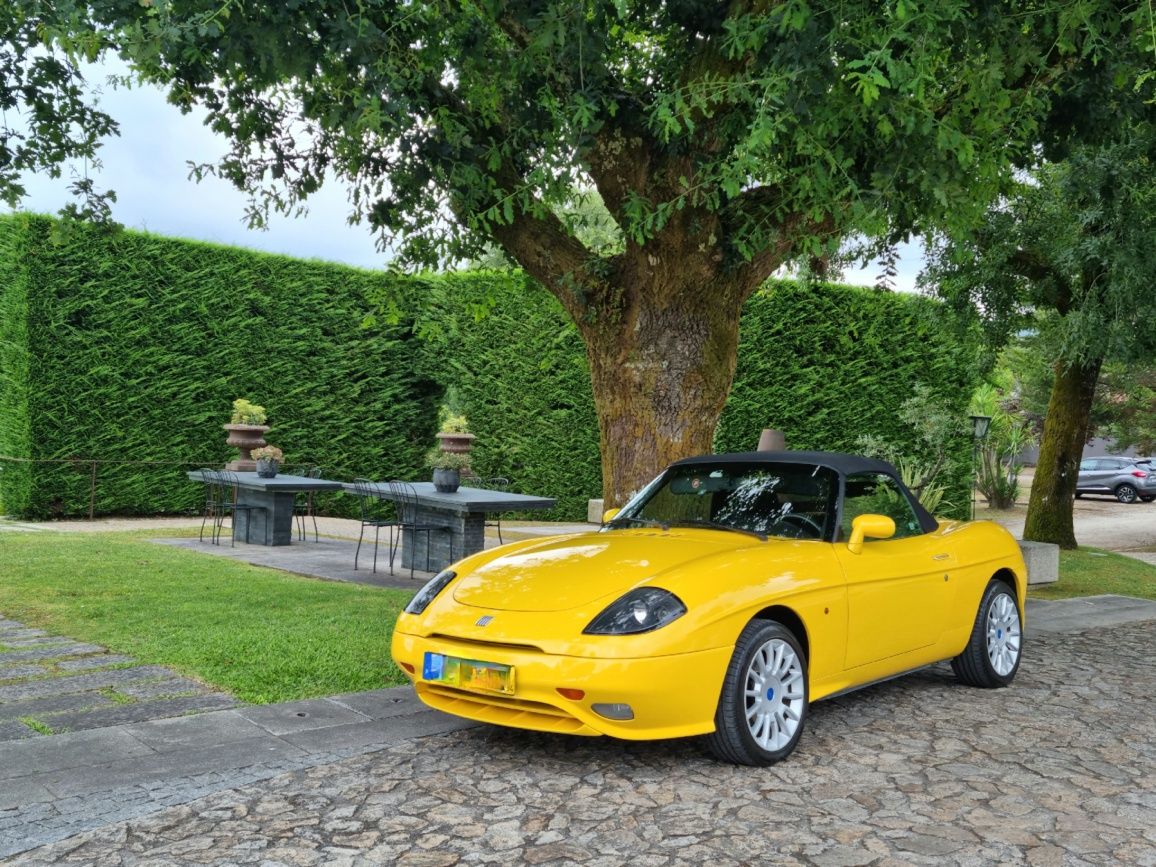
[1023,356,1103,548]
[583,285,745,507]
[489,167,793,509]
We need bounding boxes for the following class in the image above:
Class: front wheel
[703,621,809,765]
[951,579,1022,688]
[1116,484,1139,504]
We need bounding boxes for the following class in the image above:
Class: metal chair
[197,469,219,543]
[388,480,449,578]
[352,478,398,572]
[212,470,270,546]
[294,466,323,541]
[484,476,511,544]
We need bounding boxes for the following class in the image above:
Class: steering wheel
[771,513,824,539]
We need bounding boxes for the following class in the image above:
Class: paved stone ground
[8,619,1153,866]
[0,619,236,742]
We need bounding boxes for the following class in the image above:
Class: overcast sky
[8,63,922,290]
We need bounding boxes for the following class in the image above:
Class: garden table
[188,471,344,546]
[343,482,556,573]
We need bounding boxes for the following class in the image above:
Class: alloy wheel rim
[986,592,1021,676]
[744,637,805,750]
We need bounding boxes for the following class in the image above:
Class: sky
[9,63,923,290]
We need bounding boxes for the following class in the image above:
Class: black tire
[951,579,1022,688]
[1115,484,1139,504]
[703,621,809,766]
[1141,496,1155,503]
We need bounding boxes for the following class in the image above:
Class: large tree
[924,132,1156,548]
[4,1,1152,504]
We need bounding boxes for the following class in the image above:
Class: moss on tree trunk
[1023,356,1103,549]
[583,286,744,506]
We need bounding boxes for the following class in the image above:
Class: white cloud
[8,61,388,269]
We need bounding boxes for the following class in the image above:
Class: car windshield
[611,462,838,541]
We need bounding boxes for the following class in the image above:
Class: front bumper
[391,630,732,740]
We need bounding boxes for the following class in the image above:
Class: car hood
[451,529,757,612]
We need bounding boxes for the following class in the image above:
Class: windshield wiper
[667,519,767,541]
[609,516,670,530]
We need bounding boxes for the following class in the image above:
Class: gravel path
[10,620,1154,866]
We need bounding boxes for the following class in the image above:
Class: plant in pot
[435,412,475,456]
[251,445,284,478]
[427,448,471,493]
[224,398,271,470]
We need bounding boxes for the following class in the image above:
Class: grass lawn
[0,532,413,703]
[1029,547,1156,601]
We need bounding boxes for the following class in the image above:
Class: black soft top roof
[671,450,900,477]
[669,450,939,534]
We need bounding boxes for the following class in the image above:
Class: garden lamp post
[969,414,992,519]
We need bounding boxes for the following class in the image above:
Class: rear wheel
[1116,484,1139,504]
[1141,496,1155,503]
[951,579,1022,688]
[704,621,808,765]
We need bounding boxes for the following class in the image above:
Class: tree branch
[723,183,840,299]
[1007,248,1057,284]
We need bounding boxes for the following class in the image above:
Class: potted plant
[426,448,471,493]
[251,445,284,478]
[224,398,271,470]
[435,412,475,456]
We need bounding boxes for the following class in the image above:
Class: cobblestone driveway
[12,621,1155,866]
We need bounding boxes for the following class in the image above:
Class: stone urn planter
[224,423,270,471]
[435,431,476,455]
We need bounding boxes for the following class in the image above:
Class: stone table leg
[400,508,486,573]
[235,489,297,546]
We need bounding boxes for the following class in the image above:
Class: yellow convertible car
[391,451,1027,765]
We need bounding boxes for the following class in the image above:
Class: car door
[1085,459,1117,493]
[834,472,955,670]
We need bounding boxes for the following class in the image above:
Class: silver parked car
[1076,457,1156,503]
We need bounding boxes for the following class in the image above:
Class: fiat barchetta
[391,451,1026,765]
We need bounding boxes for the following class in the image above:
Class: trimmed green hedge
[438,279,978,520]
[1,214,977,523]
[422,272,602,521]
[718,281,978,516]
[0,214,441,519]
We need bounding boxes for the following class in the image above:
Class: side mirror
[847,514,896,554]
[602,507,621,524]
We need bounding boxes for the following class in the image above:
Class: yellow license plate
[422,652,515,695]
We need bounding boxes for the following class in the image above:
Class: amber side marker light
[556,688,586,701]
[400,662,415,674]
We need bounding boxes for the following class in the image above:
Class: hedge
[422,272,603,521]
[438,279,978,520]
[1,214,977,523]
[717,280,978,516]
[0,214,441,519]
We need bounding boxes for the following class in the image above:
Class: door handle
[932,553,950,561]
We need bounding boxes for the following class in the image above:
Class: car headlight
[583,588,687,635]
[404,570,457,615]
